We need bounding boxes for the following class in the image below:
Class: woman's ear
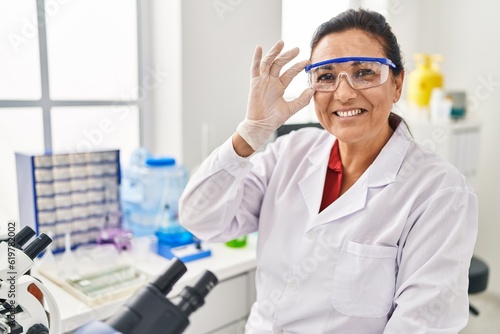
[393,69,405,103]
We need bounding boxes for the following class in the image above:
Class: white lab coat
[179,124,478,334]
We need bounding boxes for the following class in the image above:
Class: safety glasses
[305,57,396,92]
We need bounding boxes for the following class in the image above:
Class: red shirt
[319,139,343,212]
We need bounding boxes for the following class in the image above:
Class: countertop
[32,236,258,333]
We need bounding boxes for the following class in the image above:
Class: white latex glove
[236,40,315,151]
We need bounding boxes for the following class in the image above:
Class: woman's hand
[236,41,315,151]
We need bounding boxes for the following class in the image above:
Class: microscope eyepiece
[190,270,218,300]
[105,258,219,334]
[151,258,188,295]
[24,233,52,260]
[176,270,218,317]
[14,226,36,248]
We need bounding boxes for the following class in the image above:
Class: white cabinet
[183,273,251,334]
[407,118,481,187]
[209,319,247,334]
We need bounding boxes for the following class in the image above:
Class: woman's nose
[334,73,357,102]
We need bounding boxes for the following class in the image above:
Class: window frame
[0,0,146,151]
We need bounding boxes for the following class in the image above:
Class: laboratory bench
[33,235,258,334]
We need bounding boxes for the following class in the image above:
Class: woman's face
[311,29,404,146]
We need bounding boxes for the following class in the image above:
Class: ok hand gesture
[236,41,315,152]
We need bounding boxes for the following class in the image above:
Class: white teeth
[336,109,363,117]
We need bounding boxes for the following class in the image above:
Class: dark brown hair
[310,8,404,76]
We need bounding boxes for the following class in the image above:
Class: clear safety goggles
[305,57,396,92]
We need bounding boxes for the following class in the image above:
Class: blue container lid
[145,157,176,167]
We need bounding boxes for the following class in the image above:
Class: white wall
[148,0,183,162]
[180,0,282,170]
[418,0,500,297]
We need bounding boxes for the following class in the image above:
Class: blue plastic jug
[121,153,191,240]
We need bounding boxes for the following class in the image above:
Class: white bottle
[430,88,452,123]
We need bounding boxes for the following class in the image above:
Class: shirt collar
[328,139,342,172]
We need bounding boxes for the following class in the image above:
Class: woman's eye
[355,69,376,78]
[317,73,335,82]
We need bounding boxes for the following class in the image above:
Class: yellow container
[408,54,444,107]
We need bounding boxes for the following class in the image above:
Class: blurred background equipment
[407,53,444,108]
[121,148,209,262]
[120,148,190,239]
[15,150,122,254]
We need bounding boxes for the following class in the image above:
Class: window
[0,0,142,224]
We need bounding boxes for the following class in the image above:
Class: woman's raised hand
[236,41,315,151]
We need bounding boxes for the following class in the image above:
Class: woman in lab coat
[179,8,477,334]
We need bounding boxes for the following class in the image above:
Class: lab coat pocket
[331,240,397,317]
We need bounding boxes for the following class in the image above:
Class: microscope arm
[1,276,62,334]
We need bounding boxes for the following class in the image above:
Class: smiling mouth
[334,109,367,117]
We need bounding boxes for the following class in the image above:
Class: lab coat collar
[367,124,411,188]
[298,132,334,220]
[299,124,411,229]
